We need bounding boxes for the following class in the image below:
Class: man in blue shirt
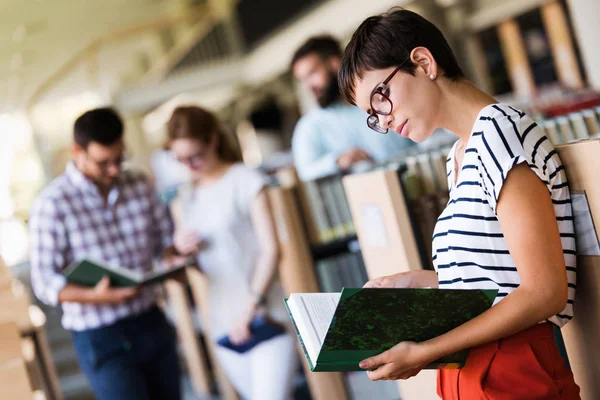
[290,36,416,181]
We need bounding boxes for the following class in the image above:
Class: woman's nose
[379,113,394,130]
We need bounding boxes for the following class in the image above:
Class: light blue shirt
[292,102,417,180]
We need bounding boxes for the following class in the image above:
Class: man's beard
[317,72,341,108]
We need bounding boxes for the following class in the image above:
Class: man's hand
[92,276,139,304]
[336,148,371,170]
[173,230,202,256]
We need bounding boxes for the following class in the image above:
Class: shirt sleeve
[235,166,269,212]
[28,198,68,307]
[476,107,549,213]
[291,116,339,181]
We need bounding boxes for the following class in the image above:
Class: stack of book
[315,252,369,293]
[297,175,356,245]
[402,149,453,269]
[542,106,600,145]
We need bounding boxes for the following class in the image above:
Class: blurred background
[0,0,598,399]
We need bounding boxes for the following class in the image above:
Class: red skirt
[437,323,580,399]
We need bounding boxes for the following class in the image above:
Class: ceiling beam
[139,12,218,85]
[25,2,212,111]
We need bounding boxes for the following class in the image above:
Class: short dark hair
[339,8,465,104]
[74,108,124,149]
[291,35,342,71]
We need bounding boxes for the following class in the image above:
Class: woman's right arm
[170,198,202,256]
[363,270,438,289]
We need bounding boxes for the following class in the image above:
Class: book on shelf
[431,151,450,193]
[340,253,368,289]
[315,259,344,293]
[330,178,356,235]
[416,154,437,195]
[354,254,370,284]
[300,180,334,243]
[335,255,355,290]
[320,179,347,238]
[285,288,497,372]
[299,174,358,244]
[315,253,369,293]
[64,259,187,287]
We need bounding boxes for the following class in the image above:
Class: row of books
[542,106,600,145]
[315,252,369,293]
[298,175,356,245]
[400,149,453,270]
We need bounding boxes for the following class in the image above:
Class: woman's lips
[396,120,408,137]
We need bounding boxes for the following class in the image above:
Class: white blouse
[178,163,289,339]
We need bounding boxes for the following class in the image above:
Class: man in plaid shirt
[29,108,182,400]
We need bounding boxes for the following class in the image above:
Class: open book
[285,288,497,372]
[63,259,187,287]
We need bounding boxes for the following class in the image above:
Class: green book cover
[285,288,497,372]
[63,259,187,287]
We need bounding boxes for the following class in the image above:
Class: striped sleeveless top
[432,103,575,327]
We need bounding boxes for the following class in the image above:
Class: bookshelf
[555,140,600,400]
[269,168,401,400]
[267,186,348,400]
[342,154,452,400]
[310,235,359,262]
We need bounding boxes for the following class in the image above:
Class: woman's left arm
[362,163,569,380]
[247,188,281,305]
[229,188,281,344]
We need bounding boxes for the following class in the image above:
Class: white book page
[287,293,341,366]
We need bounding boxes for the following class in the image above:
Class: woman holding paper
[339,8,579,399]
[165,106,298,400]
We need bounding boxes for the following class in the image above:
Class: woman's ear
[410,47,438,80]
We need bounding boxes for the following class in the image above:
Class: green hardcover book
[284,287,497,372]
[63,259,187,287]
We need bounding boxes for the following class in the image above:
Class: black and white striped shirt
[432,104,575,327]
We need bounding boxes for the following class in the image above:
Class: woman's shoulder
[228,162,265,179]
[471,103,544,153]
[227,163,270,189]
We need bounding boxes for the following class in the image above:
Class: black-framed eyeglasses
[86,152,129,171]
[367,58,409,134]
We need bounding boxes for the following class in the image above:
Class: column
[497,20,537,98]
[566,0,600,89]
[541,1,584,89]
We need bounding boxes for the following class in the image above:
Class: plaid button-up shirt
[29,162,174,331]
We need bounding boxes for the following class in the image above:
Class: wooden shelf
[310,235,359,262]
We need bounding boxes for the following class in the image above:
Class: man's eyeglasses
[86,153,128,171]
[367,58,410,134]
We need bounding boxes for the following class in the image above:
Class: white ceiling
[0,0,187,113]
